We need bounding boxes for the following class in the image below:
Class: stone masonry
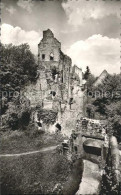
[23,29,83,114]
[38,29,72,103]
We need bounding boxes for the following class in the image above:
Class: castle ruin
[24,29,83,112]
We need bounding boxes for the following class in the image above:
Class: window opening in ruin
[50,53,54,61]
[37,121,42,127]
[42,54,45,60]
[51,66,57,80]
[69,98,73,109]
[55,123,61,131]
[53,91,56,96]
[21,111,30,126]
[61,70,63,83]
[50,91,56,97]
[74,146,78,154]
[73,134,77,140]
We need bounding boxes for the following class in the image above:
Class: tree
[86,103,96,118]
[1,43,38,115]
[2,95,31,130]
[106,102,121,142]
[86,74,96,92]
[89,74,121,142]
[1,43,38,88]
[83,66,90,80]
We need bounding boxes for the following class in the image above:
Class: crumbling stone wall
[71,84,83,111]
[38,29,61,67]
[38,29,72,101]
[59,51,72,100]
[72,65,83,86]
[22,70,48,107]
[23,29,84,116]
[57,109,79,137]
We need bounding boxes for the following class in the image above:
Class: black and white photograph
[0,0,121,194]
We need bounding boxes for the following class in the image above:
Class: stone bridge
[62,117,109,167]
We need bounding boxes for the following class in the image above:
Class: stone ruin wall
[23,29,73,108]
[38,29,72,102]
[73,65,83,86]
[59,52,72,101]
[22,70,48,107]
[38,29,61,69]
[23,29,85,138]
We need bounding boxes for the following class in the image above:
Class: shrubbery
[87,74,121,142]
[2,96,31,131]
[1,43,38,130]
[1,43,38,115]
[37,109,58,125]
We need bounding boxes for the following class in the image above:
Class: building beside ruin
[93,70,108,87]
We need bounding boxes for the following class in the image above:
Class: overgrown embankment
[1,43,39,134]
[0,149,71,195]
[63,158,83,195]
[1,130,64,154]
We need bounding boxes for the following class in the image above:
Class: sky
[1,0,121,75]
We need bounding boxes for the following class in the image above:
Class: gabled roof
[93,70,108,86]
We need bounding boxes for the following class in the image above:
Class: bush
[1,43,38,117]
[8,130,24,140]
[4,96,32,130]
[37,109,58,125]
[9,113,19,130]
[20,111,31,127]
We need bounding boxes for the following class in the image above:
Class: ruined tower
[38,29,61,69]
[24,29,83,113]
[38,29,72,102]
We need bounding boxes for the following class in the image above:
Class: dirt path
[0,145,58,157]
[76,160,101,195]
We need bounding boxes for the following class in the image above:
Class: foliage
[1,128,64,154]
[89,74,121,142]
[1,150,71,195]
[2,96,31,130]
[100,151,113,195]
[83,66,91,80]
[1,43,38,115]
[86,74,96,92]
[106,102,121,142]
[1,43,38,88]
[101,142,120,195]
[92,74,121,102]
[37,109,58,124]
[86,103,96,118]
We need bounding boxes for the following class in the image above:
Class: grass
[0,124,84,195]
[0,149,71,195]
[0,126,65,154]
[63,158,84,195]
[1,150,84,195]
